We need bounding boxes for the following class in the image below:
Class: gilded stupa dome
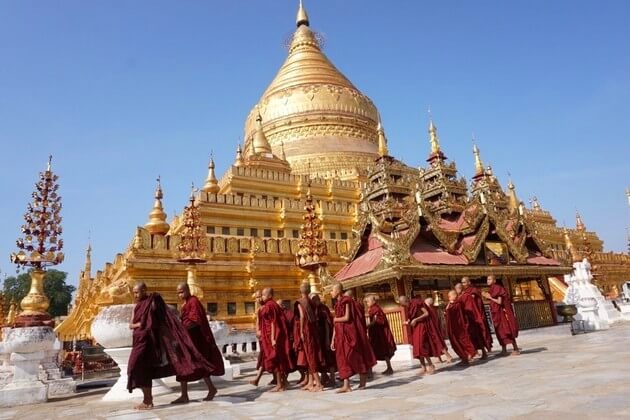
[244,2,380,179]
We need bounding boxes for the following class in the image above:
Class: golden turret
[507,177,519,213]
[234,143,244,167]
[144,177,170,235]
[252,112,272,155]
[564,228,581,262]
[296,0,309,27]
[576,211,586,231]
[429,119,441,155]
[84,242,92,279]
[377,122,389,157]
[472,141,485,177]
[203,154,220,193]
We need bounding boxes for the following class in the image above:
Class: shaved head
[461,277,471,289]
[331,283,344,299]
[344,289,354,298]
[262,287,274,302]
[132,282,147,302]
[365,294,377,307]
[176,282,190,300]
[487,275,496,286]
[454,282,463,295]
[448,290,458,302]
[399,295,409,306]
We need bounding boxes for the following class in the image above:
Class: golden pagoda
[56,2,630,341]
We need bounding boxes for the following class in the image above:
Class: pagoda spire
[84,241,92,278]
[144,176,170,235]
[252,111,272,155]
[203,152,220,193]
[576,211,586,231]
[296,182,327,269]
[563,228,581,262]
[472,140,485,177]
[531,196,542,211]
[234,143,244,167]
[377,121,389,157]
[507,175,519,213]
[429,119,441,155]
[296,0,310,27]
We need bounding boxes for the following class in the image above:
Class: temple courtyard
[3,322,630,420]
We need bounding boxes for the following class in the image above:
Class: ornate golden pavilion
[55,2,630,341]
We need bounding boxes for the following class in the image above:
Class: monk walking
[259,288,294,392]
[460,277,493,359]
[331,283,376,393]
[172,283,224,404]
[311,293,336,388]
[365,295,396,375]
[293,283,324,391]
[399,296,438,375]
[424,297,454,364]
[483,276,520,356]
[445,290,477,364]
[127,282,212,410]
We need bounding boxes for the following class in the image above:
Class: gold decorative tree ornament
[296,186,328,293]
[177,186,207,298]
[10,156,64,327]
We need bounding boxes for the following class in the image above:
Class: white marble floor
[2,322,630,419]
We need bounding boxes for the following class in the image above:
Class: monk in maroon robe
[249,290,267,387]
[399,296,437,375]
[171,283,224,403]
[365,295,396,375]
[424,297,454,363]
[483,276,520,355]
[259,288,294,392]
[127,282,213,410]
[445,290,477,364]
[460,277,493,358]
[311,293,336,388]
[331,283,376,393]
[293,283,324,391]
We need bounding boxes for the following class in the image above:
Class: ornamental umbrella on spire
[177,185,207,298]
[10,155,64,326]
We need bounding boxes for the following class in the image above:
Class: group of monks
[126,275,520,409]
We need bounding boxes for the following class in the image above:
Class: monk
[259,288,294,392]
[311,293,336,388]
[172,283,224,404]
[331,283,376,393]
[293,284,324,391]
[365,295,396,375]
[454,282,463,296]
[460,277,493,358]
[127,282,212,410]
[424,297,453,364]
[399,295,440,375]
[249,290,267,387]
[482,276,520,356]
[444,290,477,364]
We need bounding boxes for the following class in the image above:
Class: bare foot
[301,384,313,391]
[270,386,282,393]
[170,396,189,404]
[426,366,435,375]
[336,386,352,394]
[382,368,394,376]
[249,379,260,387]
[511,350,521,356]
[357,385,367,390]
[134,402,153,410]
[203,388,218,401]
[499,350,509,357]
[309,385,323,392]
[418,369,428,376]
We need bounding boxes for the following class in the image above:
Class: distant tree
[2,269,75,317]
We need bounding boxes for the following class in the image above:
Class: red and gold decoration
[10,156,64,327]
[177,185,207,298]
[296,184,328,293]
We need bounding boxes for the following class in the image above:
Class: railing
[513,300,555,330]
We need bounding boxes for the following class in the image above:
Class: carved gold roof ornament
[564,227,582,262]
[575,210,586,231]
[377,121,389,158]
[234,143,244,167]
[177,184,208,264]
[296,180,328,269]
[144,176,170,235]
[203,152,220,193]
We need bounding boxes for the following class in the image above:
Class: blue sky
[1,0,629,287]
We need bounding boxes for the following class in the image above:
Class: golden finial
[563,228,581,262]
[506,173,519,213]
[203,151,220,193]
[84,237,92,277]
[145,176,170,235]
[626,188,630,206]
[252,111,272,154]
[377,120,389,157]
[47,154,53,171]
[472,137,484,176]
[531,196,541,211]
[296,0,309,27]
[575,210,586,231]
[235,143,244,166]
[428,114,441,155]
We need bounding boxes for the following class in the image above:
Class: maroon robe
[259,299,294,374]
[283,307,298,373]
[460,287,493,351]
[367,304,397,360]
[178,295,225,380]
[445,300,477,361]
[127,293,213,392]
[315,302,336,372]
[422,302,447,356]
[293,297,324,372]
[405,299,441,358]
[333,295,377,380]
[255,306,265,370]
[488,283,519,346]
